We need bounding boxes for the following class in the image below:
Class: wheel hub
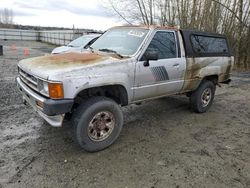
[201,88,212,107]
[88,111,115,142]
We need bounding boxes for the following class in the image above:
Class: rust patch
[220,57,233,82]
[20,52,112,70]
[49,52,103,63]
[182,57,219,92]
[181,58,201,92]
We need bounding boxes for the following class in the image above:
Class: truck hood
[18,52,119,80]
[51,46,82,54]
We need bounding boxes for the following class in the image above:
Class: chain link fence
[0,28,84,45]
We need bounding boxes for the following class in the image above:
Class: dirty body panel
[181,56,234,92]
[180,29,234,92]
[18,52,134,99]
[18,52,110,79]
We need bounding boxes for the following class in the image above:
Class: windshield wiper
[88,46,94,52]
[98,48,123,58]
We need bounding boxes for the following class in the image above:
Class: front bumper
[16,77,74,127]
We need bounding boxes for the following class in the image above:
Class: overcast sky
[1,0,124,31]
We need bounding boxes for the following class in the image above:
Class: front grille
[18,68,39,92]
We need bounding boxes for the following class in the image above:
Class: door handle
[173,63,180,67]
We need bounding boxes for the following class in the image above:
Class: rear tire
[72,97,123,152]
[190,80,216,113]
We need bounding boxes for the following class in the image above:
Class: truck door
[133,30,186,101]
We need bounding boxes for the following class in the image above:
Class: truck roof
[111,25,233,57]
[112,25,179,31]
[112,25,226,38]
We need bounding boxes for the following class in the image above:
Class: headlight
[38,80,49,96]
[41,81,49,95]
[38,80,64,99]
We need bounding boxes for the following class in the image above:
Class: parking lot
[0,40,250,188]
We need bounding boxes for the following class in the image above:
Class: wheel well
[203,75,218,85]
[186,75,218,97]
[74,85,128,106]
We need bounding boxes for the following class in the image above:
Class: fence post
[37,30,40,41]
[0,45,3,56]
[4,30,6,40]
[64,33,65,45]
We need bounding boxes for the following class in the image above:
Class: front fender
[62,72,132,103]
[73,73,131,97]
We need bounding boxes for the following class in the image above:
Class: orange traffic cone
[23,48,30,56]
[11,44,17,51]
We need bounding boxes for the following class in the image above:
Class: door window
[191,35,229,54]
[143,31,177,60]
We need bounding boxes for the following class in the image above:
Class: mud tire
[190,80,216,113]
[72,97,123,152]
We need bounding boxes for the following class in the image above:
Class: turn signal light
[48,82,64,99]
[36,100,44,109]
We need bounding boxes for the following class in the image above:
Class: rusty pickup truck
[16,26,234,152]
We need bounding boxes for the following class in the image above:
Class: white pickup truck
[16,26,234,152]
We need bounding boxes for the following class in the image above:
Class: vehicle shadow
[36,95,191,154]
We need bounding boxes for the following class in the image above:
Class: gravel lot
[0,40,250,188]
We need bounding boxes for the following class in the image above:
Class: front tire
[190,80,216,113]
[72,97,123,152]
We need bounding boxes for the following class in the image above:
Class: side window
[191,35,228,54]
[144,31,177,60]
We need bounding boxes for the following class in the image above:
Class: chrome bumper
[16,77,64,127]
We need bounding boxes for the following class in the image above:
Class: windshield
[91,27,149,56]
[68,35,97,47]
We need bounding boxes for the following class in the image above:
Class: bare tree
[0,8,14,26]
[104,0,250,69]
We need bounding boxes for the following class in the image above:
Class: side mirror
[143,51,158,67]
